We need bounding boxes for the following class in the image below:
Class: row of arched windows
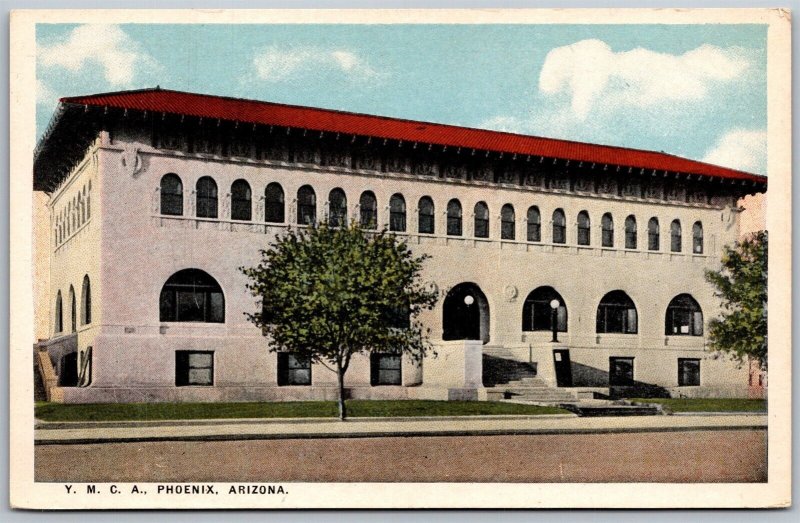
[518,287,703,336]
[54,275,91,334]
[54,181,92,246]
[154,268,704,338]
[159,175,704,253]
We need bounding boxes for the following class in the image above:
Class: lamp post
[550,299,560,343]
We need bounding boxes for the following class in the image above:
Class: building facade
[33,88,767,403]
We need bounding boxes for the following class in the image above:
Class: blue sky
[36,23,768,174]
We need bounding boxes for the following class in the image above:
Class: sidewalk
[34,413,767,445]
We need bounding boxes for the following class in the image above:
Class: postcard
[9,8,791,509]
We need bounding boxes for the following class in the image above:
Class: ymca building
[32,88,767,403]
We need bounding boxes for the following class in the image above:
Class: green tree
[704,230,768,368]
[241,222,438,420]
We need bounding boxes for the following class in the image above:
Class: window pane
[188,352,212,368]
[188,368,213,385]
[177,291,205,321]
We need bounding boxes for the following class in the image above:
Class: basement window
[176,351,214,386]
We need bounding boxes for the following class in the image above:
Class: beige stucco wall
[738,192,766,237]
[47,132,756,401]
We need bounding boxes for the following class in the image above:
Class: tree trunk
[336,358,347,420]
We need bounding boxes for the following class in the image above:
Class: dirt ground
[36,429,767,483]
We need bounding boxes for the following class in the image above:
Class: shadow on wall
[482,354,537,387]
[570,361,670,399]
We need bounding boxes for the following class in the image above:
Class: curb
[34,413,578,430]
[34,420,767,445]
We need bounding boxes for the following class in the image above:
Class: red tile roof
[60,88,765,184]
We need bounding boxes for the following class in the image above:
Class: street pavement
[34,413,767,444]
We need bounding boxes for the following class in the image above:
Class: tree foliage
[704,230,767,368]
[241,222,438,419]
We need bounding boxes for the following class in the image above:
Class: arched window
[671,219,682,252]
[527,206,541,242]
[552,209,566,244]
[447,199,463,236]
[328,188,347,227]
[230,179,252,221]
[297,185,316,225]
[196,177,218,218]
[389,193,406,232]
[522,286,567,332]
[418,196,435,234]
[596,290,638,334]
[264,182,285,223]
[54,291,63,334]
[693,221,704,254]
[577,211,590,246]
[81,275,91,325]
[648,217,660,251]
[160,174,183,216]
[69,285,76,333]
[501,204,516,240]
[359,191,378,229]
[625,215,637,249]
[474,202,489,238]
[602,213,614,247]
[666,294,703,336]
[159,269,225,323]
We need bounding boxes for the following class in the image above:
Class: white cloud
[36,79,56,106]
[539,39,750,120]
[38,25,158,87]
[702,129,767,173]
[252,46,385,83]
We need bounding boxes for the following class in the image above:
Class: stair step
[573,406,662,417]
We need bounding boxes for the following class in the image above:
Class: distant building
[33,88,767,403]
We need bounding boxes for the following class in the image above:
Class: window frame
[596,291,638,334]
[527,206,541,242]
[501,204,516,240]
[359,191,378,229]
[370,352,403,386]
[648,217,660,251]
[297,185,317,225]
[447,199,463,236]
[277,352,312,386]
[159,269,225,323]
[264,182,285,223]
[160,173,184,216]
[670,219,682,253]
[389,193,407,232]
[552,209,566,244]
[81,275,91,325]
[601,213,614,248]
[609,357,635,386]
[328,188,348,227]
[175,350,214,386]
[665,294,703,336]
[577,211,591,246]
[196,176,219,219]
[418,196,435,234]
[692,221,704,254]
[230,179,252,221]
[625,215,637,249]
[678,358,701,387]
[474,201,489,238]
[522,286,567,332]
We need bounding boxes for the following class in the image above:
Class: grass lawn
[629,398,766,413]
[35,400,569,422]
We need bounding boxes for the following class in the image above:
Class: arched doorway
[442,283,489,343]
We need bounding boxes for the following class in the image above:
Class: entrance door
[553,349,572,387]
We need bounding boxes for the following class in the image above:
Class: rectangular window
[370,353,402,385]
[553,224,566,244]
[678,358,701,386]
[176,351,214,386]
[527,222,541,242]
[609,357,634,386]
[277,352,312,386]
